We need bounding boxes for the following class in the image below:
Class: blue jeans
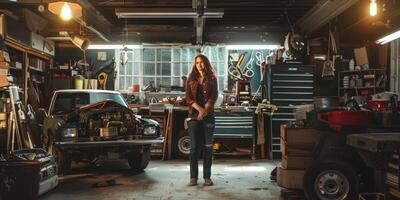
[188,114,215,179]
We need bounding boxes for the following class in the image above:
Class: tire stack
[386,152,400,199]
[277,125,322,189]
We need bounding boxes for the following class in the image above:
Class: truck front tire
[303,159,359,200]
[128,147,151,172]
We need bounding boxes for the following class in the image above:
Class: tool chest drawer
[266,64,315,157]
[214,111,255,138]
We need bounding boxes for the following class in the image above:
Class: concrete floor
[39,158,305,200]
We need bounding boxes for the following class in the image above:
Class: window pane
[181,49,188,62]
[133,77,139,84]
[218,47,225,60]
[143,48,155,61]
[173,63,180,76]
[218,76,224,90]
[182,63,190,75]
[156,63,162,75]
[119,76,125,89]
[162,63,171,75]
[210,47,217,61]
[126,76,132,89]
[217,62,225,76]
[143,63,155,75]
[143,77,155,85]
[173,48,180,62]
[133,49,140,61]
[172,77,181,86]
[126,62,133,75]
[133,62,139,74]
[188,48,196,61]
[157,77,171,85]
[127,52,134,61]
[161,49,171,61]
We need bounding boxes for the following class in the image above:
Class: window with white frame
[116,46,227,91]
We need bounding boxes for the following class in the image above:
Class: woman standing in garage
[185,54,218,186]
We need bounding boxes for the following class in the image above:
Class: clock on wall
[97,51,107,61]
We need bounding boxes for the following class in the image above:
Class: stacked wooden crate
[277,125,323,189]
[386,152,400,199]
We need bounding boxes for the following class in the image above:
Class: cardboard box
[10,61,22,69]
[0,68,8,76]
[0,75,8,87]
[354,47,369,66]
[280,125,323,146]
[281,139,314,156]
[0,61,9,69]
[277,166,304,189]
[0,51,10,62]
[282,155,313,169]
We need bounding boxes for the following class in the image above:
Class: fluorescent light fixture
[87,44,141,50]
[226,45,280,50]
[370,0,377,16]
[376,30,400,45]
[115,8,223,19]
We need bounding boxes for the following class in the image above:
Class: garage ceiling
[3,0,400,45]
[2,0,318,44]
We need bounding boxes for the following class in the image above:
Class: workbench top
[347,133,400,153]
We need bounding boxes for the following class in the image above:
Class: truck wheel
[303,159,359,200]
[54,148,71,175]
[128,148,150,171]
[176,130,190,159]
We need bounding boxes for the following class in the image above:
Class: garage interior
[1,0,400,200]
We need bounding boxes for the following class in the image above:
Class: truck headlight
[61,128,77,138]
[143,126,156,135]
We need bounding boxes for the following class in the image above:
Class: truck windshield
[51,92,127,115]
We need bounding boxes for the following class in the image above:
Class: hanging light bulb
[60,2,72,21]
[370,0,377,16]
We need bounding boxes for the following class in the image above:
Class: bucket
[132,84,140,92]
[74,78,83,89]
[0,160,41,200]
[84,79,98,89]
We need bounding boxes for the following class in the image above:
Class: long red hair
[187,54,216,83]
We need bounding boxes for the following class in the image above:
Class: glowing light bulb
[60,2,72,21]
[370,0,377,16]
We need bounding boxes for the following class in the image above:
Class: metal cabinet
[266,64,314,158]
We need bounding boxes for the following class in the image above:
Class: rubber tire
[128,148,151,172]
[303,159,359,200]
[176,130,190,159]
[42,130,71,175]
[54,148,72,175]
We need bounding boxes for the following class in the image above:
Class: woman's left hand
[197,109,207,120]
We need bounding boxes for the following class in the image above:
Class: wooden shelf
[340,86,384,90]
[29,66,45,73]
[339,69,385,74]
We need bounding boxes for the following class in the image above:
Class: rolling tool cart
[266,64,314,158]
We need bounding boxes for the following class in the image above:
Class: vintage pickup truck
[41,90,163,173]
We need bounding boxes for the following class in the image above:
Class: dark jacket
[185,77,218,118]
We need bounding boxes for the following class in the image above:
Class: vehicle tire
[128,147,151,172]
[54,148,71,175]
[303,159,359,200]
[176,130,190,159]
[43,130,71,174]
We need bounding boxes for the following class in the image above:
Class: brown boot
[203,178,214,186]
[187,178,197,186]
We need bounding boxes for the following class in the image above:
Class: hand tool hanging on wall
[98,72,108,90]
[228,52,248,81]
